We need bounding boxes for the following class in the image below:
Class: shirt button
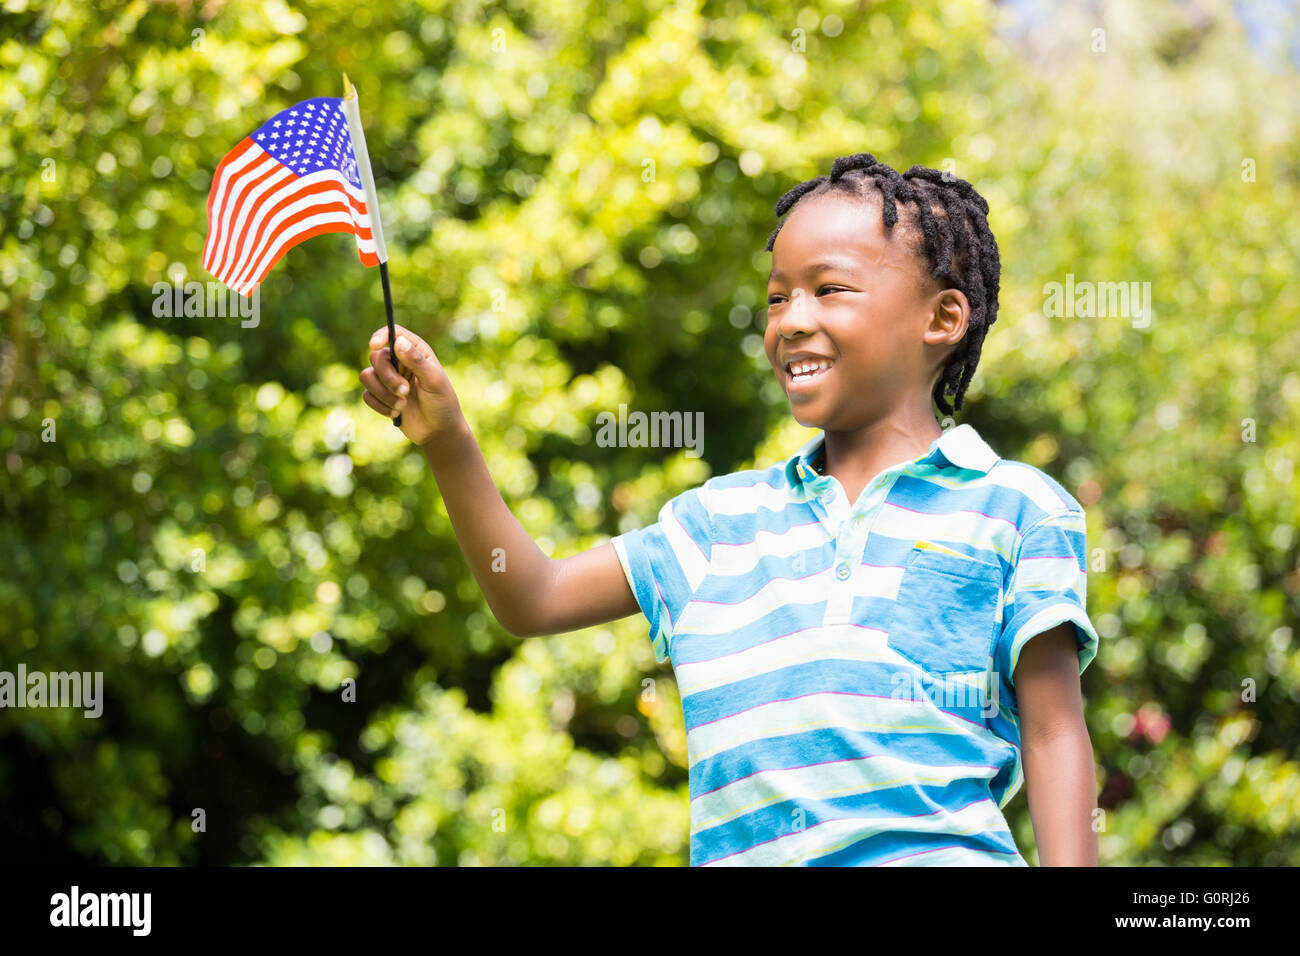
[820,489,835,504]
[835,563,851,581]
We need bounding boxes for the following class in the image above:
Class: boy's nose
[777,302,818,338]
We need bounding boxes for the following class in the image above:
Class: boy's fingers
[368,323,419,350]
[365,325,445,392]
[393,334,443,388]
[369,348,410,396]
[361,390,400,419]
[360,367,405,409]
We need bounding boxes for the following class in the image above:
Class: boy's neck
[817,406,945,505]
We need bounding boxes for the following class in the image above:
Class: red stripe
[240,220,377,292]
[216,165,296,281]
[225,178,373,289]
[204,138,256,253]
[210,159,284,277]
[223,174,374,283]
[209,156,370,283]
[216,161,308,286]
[235,201,368,288]
[203,138,258,267]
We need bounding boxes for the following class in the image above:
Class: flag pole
[342,73,401,427]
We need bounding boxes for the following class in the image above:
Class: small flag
[203,96,379,295]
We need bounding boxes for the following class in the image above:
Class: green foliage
[1,0,1296,865]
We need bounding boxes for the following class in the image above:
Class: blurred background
[1,0,1298,865]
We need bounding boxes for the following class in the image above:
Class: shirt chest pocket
[885,547,1003,675]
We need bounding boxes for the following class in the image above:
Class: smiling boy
[360,153,1101,866]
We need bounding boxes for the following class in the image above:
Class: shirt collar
[783,423,999,492]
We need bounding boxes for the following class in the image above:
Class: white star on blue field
[250,97,362,187]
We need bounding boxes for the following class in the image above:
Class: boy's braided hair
[765,153,1001,414]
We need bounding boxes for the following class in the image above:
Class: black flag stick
[379,260,400,426]
[343,73,401,427]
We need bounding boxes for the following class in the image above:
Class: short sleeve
[610,484,713,664]
[995,509,1100,687]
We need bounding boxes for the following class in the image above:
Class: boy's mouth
[784,358,834,389]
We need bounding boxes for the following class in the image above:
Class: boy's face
[764,193,963,431]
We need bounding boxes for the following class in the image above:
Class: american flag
[203,97,378,295]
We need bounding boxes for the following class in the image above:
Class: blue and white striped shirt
[611,423,1100,866]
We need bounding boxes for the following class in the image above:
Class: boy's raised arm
[360,324,640,638]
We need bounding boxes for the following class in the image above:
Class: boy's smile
[764,193,954,433]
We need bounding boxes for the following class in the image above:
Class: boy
[359,154,1101,866]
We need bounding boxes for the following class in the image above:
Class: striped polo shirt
[610,422,1100,866]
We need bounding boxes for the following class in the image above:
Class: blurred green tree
[0,0,1296,865]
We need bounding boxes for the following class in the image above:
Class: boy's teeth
[790,360,831,376]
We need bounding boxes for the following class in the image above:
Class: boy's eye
[767,286,844,304]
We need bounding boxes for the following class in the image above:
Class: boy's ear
[923,289,970,354]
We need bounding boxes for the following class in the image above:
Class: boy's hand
[361,324,464,447]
